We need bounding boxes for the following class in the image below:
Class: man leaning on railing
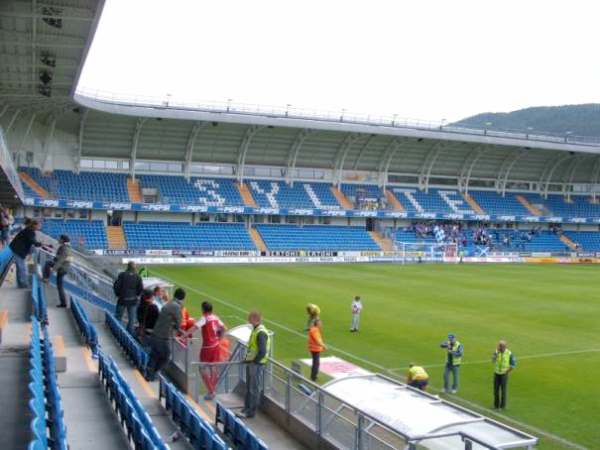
[237,311,270,419]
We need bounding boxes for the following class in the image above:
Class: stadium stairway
[330,186,353,209]
[384,189,405,212]
[43,284,192,450]
[106,225,128,250]
[560,234,578,250]
[515,195,543,216]
[237,182,258,207]
[462,192,485,214]
[128,178,143,203]
[250,226,268,252]
[19,171,49,198]
[369,231,394,251]
[0,286,33,449]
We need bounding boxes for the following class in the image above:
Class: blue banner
[23,197,597,224]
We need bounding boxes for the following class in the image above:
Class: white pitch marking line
[154,270,589,450]
[388,348,600,372]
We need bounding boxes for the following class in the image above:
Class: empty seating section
[256,224,379,251]
[469,191,530,216]
[522,194,600,218]
[342,184,382,202]
[305,182,341,209]
[98,352,168,450]
[106,312,149,372]
[29,315,68,450]
[159,376,229,450]
[22,182,40,199]
[490,230,565,252]
[216,402,268,450]
[139,175,244,206]
[42,219,108,249]
[123,222,255,251]
[21,167,129,202]
[565,232,600,251]
[249,180,311,209]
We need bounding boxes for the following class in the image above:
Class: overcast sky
[78,0,600,123]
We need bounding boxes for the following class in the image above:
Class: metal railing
[0,127,25,200]
[75,87,600,148]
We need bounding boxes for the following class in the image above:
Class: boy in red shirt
[187,301,225,400]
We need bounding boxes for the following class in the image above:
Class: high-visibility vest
[408,366,429,381]
[494,350,512,375]
[448,340,462,366]
[246,324,270,364]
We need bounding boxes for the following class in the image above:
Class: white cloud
[79,0,600,122]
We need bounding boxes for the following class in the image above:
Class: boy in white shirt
[350,296,363,332]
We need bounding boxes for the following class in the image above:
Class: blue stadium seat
[139,175,245,206]
[123,221,256,251]
[105,312,149,371]
[256,224,379,251]
[42,219,108,250]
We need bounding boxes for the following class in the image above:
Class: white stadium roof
[1,0,600,193]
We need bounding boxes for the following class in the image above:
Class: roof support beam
[498,149,527,195]
[564,155,586,200]
[75,108,88,173]
[130,118,147,180]
[183,122,207,180]
[285,128,312,185]
[0,11,94,22]
[352,134,376,170]
[418,142,444,192]
[237,125,262,183]
[19,112,36,152]
[458,146,485,193]
[333,133,359,187]
[41,115,56,172]
[31,0,37,94]
[0,104,10,119]
[5,109,22,135]
[377,138,401,189]
[591,156,600,201]
[543,154,572,198]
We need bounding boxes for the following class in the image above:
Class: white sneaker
[451,389,457,394]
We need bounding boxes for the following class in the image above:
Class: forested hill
[452,104,600,138]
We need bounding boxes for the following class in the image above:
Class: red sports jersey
[198,313,224,350]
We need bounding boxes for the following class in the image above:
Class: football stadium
[1,1,599,449]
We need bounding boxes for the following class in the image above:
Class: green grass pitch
[151,263,600,449]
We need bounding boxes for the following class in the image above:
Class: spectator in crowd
[305,303,321,331]
[137,289,159,341]
[350,296,363,332]
[308,318,326,382]
[9,218,42,288]
[152,286,166,310]
[0,207,12,247]
[492,340,516,410]
[407,363,429,391]
[113,261,143,334]
[52,234,72,308]
[138,266,149,278]
[145,287,186,382]
[238,310,270,419]
[187,301,226,400]
[181,305,196,332]
[440,333,463,394]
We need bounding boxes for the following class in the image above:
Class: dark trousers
[311,351,321,382]
[56,270,67,306]
[115,302,138,334]
[244,363,265,417]
[494,373,508,408]
[146,336,171,380]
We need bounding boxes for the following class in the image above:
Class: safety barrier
[28,315,68,450]
[215,402,268,450]
[98,352,168,450]
[158,375,229,450]
[105,312,149,372]
[70,297,99,358]
[0,246,14,286]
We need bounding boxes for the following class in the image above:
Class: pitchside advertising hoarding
[23,196,600,224]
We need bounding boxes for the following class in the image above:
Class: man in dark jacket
[113,261,143,334]
[52,235,72,308]
[137,289,159,341]
[9,219,42,288]
[145,287,185,382]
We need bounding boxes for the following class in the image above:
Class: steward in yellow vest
[407,364,429,391]
[440,333,463,394]
[492,340,516,410]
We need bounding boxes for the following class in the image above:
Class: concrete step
[106,225,127,250]
[384,189,405,212]
[250,227,268,252]
[127,178,142,203]
[515,195,543,216]
[237,182,258,207]
[19,172,49,198]
[330,186,353,209]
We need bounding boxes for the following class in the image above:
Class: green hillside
[452,104,600,138]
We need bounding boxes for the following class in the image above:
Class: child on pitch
[350,296,362,332]
[308,319,327,382]
[305,303,321,331]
